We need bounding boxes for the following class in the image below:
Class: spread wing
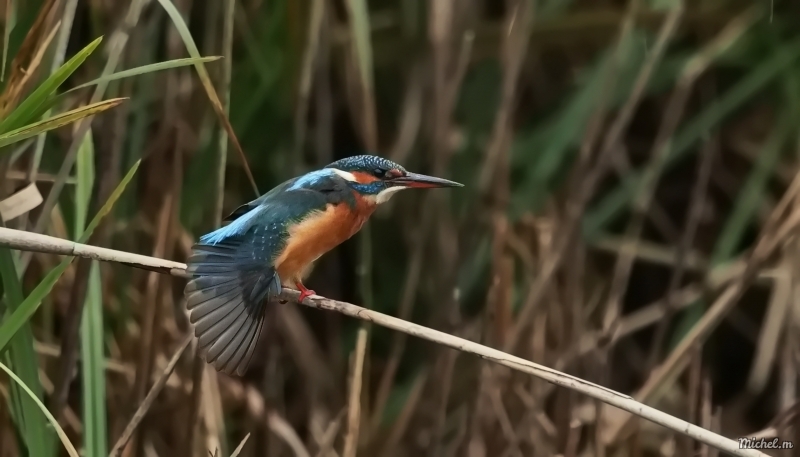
[184,186,333,375]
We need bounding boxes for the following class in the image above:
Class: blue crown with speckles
[325,155,406,174]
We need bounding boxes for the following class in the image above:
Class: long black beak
[392,172,464,188]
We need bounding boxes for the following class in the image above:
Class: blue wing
[184,218,282,376]
[184,176,340,375]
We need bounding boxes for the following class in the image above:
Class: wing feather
[184,187,334,375]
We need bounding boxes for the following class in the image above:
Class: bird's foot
[295,281,316,303]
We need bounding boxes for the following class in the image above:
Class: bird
[183,154,463,375]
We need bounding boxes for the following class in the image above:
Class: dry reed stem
[601,2,683,336]
[293,0,326,173]
[108,334,192,457]
[379,370,429,456]
[314,409,345,457]
[267,411,311,457]
[229,433,250,457]
[503,0,639,354]
[0,227,768,457]
[645,60,714,374]
[23,0,149,270]
[128,191,174,455]
[616,6,757,370]
[602,172,800,443]
[343,328,368,457]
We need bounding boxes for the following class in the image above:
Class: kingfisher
[183,155,462,375]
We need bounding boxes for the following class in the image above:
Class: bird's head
[324,155,463,204]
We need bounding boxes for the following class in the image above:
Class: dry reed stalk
[267,412,311,457]
[600,2,684,336]
[108,334,192,457]
[605,5,757,370]
[602,159,800,444]
[127,190,174,456]
[23,0,149,270]
[229,433,251,457]
[343,328,368,457]
[0,227,770,457]
[503,0,640,354]
[293,0,326,173]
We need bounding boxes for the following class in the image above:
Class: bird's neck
[351,191,380,215]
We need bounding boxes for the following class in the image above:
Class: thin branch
[0,227,768,457]
[108,334,192,457]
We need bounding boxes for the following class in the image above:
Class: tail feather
[238,316,265,375]
[184,236,281,375]
[215,309,259,373]
[205,307,250,362]
[196,293,247,350]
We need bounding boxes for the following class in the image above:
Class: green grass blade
[0,360,79,457]
[81,261,106,457]
[155,0,259,196]
[0,159,141,354]
[508,30,684,214]
[0,249,52,457]
[711,118,791,264]
[0,98,125,149]
[583,39,800,239]
[669,80,797,348]
[0,36,103,133]
[75,127,95,235]
[67,56,221,93]
[75,126,107,457]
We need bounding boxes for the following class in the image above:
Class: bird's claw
[297,288,315,303]
[295,282,316,303]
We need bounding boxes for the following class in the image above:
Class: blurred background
[1,0,800,456]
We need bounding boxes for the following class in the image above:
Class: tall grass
[2,1,800,456]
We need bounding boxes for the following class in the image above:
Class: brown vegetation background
[2,0,800,456]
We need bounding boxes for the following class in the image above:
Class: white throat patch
[373,186,406,204]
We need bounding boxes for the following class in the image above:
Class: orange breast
[274,202,374,282]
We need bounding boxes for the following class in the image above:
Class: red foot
[295,281,316,303]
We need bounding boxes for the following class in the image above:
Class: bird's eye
[373,168,386,177]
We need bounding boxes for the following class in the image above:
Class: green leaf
[81,261,107,457]
[583,39,800,240]
[0,159,141,354]
[712,118,791,265]
[0,360,79,457]
[155,0,258,196]
[74,126,107,456]
[75,128,95,236]
[0,98,125,150]
[0,249,52,457]
[669,70,800,349]
[0,36,103,133]
[67,56,222,92]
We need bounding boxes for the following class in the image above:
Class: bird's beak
[392,172,464,188]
